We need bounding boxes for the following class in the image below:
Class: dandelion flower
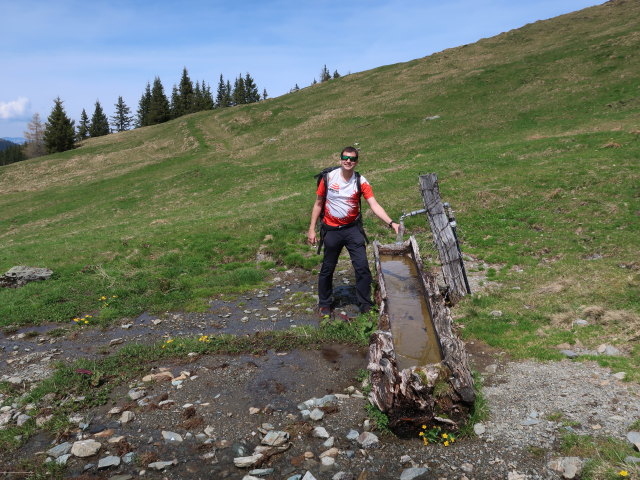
[618,471,629,478]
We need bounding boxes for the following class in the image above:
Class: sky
[1,0,603,139]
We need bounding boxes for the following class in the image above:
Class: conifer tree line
[10,67,267,161]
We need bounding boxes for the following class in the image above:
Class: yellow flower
[444,441,449,447]
[442,433,448,439]
[166,339,174,344]
[112,295,118,298]
[100,296,107,301]
[418,432,424,437]
[422,437,428,446]
[421,425,426,429]
[618,471,629,477]
[84,320,89,324]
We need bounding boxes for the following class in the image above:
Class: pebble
[71,439,101,458]
[627,431,640,450]
[47,442,72,458]
[302,472,318,480]
[56,453,71,465]
[262,431,289,446]
[147,460,177,470]
[357,431,379,448]
[400,467,430,480]
[97,455,121,469]
[490,310,503,317]
[119,411,135,424]
[309,408,324,421]
[162,431,183,442]
[474,423,486,435]
[313,426,329,439]
[346,429,359,441]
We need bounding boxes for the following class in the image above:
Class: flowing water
[379,254,442,369]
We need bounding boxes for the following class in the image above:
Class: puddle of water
[380,254,442,370]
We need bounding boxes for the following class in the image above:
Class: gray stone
[613,372,627,380]
[287,475,303,480]
[16,414,31,426]
[400,467,430,480]
[261,430,289,446]
[47,442,72,459]
[313,426,330,439]
[249,468,275,476]
[122,452,135,464]
[627,431,640,450]
[474,423,486,435]
[55,454,71,465]
[548,457,583,479]
[119,411,135,424]
[109,475,133,480]
[71,439,101,457]
[560,350,579,359]
[604,345,622,356]
[0,411,11,426]
[321,456,335,466]
[98,455,121,469]
[147,459,177,470]
[0,266,53,288]
[485,364,498,374]
[323,437,335,448]
[309,408,325,421]
[302,472,318,480]
[127,388,146,400]
[490,310,503,317]
[234,454,263,468]
[521,418,541,426]
[357,431,379,448]
[573,319,588,326]
[162,431,183,442]
[332,473,353,480]
[346,429,359,440]
[461,463,474,473]
[625,456,640,464]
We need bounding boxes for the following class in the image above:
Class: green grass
[0,1,638,371]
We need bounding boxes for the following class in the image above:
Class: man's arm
[366,196,400,234]
[307,195,324,245]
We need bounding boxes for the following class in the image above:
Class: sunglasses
[341,155,358,162]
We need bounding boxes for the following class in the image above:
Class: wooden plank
[419,173,468,304]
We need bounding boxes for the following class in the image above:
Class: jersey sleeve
[316,180,326,196]
[360,178,374,199]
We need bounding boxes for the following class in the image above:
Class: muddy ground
[1,262,638,480]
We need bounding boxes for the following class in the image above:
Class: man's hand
[391,222,400,235]
[307,228,317,246]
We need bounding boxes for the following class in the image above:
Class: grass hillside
[0,1,638,373]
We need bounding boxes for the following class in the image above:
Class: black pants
[318,225,373,313]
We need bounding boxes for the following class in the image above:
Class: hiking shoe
[318,306,331,319]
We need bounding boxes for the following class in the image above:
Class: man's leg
[318,230,343,309]
[344,228,373,313]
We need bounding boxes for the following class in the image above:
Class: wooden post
[419,173,469,305]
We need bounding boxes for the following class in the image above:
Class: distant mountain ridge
[1,137,26,145]
[0,139,18,152]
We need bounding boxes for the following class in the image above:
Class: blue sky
[1,0,603,138]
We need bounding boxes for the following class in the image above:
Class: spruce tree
[43,97,75,153]
[225,80,233,107]
[320,65,331,82]
[136,82,152,127]
[178,67,194,114]
[147,76,170,125]
[233,74,246,105]
[333,70,341,79]
[76,109,90,141]
[110,96,133,132]
[0,143,26,166]
[262,88,268,101]
[24,112,46,158]
[193,81,204,111]
[202,81,215,109]
[244,73,260,103]
[170,85,180,119]
[89,100,110,137]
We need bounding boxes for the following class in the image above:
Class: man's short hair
[341,146,358,157]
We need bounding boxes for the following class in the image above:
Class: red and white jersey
[316,169,374,227]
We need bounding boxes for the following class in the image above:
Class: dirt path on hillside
[1,265,639,479]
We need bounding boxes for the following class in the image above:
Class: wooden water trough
[367,174,474,435]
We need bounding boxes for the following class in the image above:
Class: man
[307,146,400,317]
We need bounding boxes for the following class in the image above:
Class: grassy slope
[0,1,638,372]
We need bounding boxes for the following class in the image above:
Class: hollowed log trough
[368,236,475,436]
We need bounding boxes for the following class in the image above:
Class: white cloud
[0,97,30,120]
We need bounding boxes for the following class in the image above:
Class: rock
[302,472,318,480]
[313,426,330,439]
[346,429,359,440]
[357,432,379,448]
[321,456,335,466]
[320,448,339,458]
[485,364,498,374]
[71,439,101,458]
[162,431,183,442]
[119,411,135,424]
[249,468,275,476]
[98,455,121,469]
[604,345,622,356]
[127,388,146,400]
[400,467,430,480]
[249,407,261,414]
[142,371,173,382]
[147,459,177,470]
[234,454,263,468]
[262,430,289,446]
[560,350,579,359]
[16,414,31,426]
[613,372,627,380]
[310,408,325,421]
[109,338,124,346]
[122,452,135,464]
[107,407,122,415]
[573,319,589,326]
[490,310,503,317]
[474,423,486,435]
[108,436,125,443]
[400,455,413,464]
[548,457,583,479]
[323,437,335,448]
[625,456,640,464]
[0,412,11,426]
[47,442,72,458]
[461,463,474,473]
[56,454,71,465]
[110,476,133,480]
[332,473,353,480]
[0,266,53,288]
[627,431,640,450]
[204,425,215,437]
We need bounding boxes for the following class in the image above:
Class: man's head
[340,146,359,165]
